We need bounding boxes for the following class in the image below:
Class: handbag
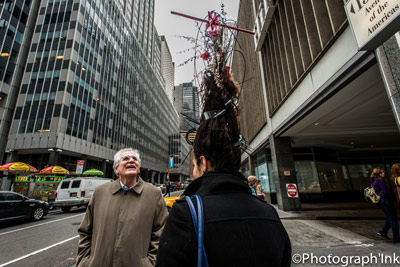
[185,195,209,267]
[364,181,380,204]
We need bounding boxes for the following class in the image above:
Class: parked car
[0,191,49,222]
[53,177,113,212]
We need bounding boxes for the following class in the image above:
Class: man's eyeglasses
[121,156,139,162]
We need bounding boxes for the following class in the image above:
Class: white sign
[286,183,299,198]
[345,0,400,50]
[76,160,84,174]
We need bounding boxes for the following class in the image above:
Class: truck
[53,177,113,212]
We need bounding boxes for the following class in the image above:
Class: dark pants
[377,198,400,242]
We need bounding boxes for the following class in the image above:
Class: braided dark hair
[193,64,241,171]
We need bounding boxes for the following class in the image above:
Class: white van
[54,177,113,212]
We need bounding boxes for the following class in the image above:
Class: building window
[15,30,23,44]
[4,70,13,84]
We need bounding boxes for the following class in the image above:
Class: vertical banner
[76,160,85,174]
[169,156,174,169]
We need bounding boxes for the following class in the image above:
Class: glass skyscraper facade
[1,0,180,183]
[174,82,199,133]
[0,0,38,166]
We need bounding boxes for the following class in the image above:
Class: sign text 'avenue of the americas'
[346,0,400,49]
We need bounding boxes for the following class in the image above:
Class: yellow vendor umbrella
[0,162,38,172]
[40,165,69,174]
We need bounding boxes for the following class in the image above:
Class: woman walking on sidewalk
[370,167,400,243]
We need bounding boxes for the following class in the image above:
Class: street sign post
[286,184,299,198]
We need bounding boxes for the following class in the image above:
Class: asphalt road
[1,197,399,267]
[0,190,185,267]
[0,208,85,267]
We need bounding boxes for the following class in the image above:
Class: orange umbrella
[40,165,69,174]
[0,162,38,172]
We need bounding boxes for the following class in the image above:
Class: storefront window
[267,162,276,193]
[317,162,349,192]
[255,161,269,192]
[348,164,380,190]
[295,161,320,193]
[253,149,276,193]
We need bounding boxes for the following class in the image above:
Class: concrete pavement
[274,201,400,266]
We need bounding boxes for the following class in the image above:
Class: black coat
[156,171,291,267]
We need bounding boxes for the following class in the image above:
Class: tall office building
[152,28,164,89]
[1,0,181,188]
[233,0,400,210]
[160,35,174,105]
[174,82,199,133]
[0,0,40,164]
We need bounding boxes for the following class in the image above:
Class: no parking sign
[286,184,298,198]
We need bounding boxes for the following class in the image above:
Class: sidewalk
[276,202,387,220]
[273,202,400,266]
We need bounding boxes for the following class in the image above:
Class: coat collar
[184,171,250,196]
[111,176,145,195]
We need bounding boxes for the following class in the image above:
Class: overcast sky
[154,0,240,86]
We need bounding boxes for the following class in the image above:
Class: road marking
[0,235,79,267]
[0,214,84,236]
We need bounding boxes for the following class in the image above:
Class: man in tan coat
[77,148,168,267]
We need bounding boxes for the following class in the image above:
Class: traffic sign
[286,184,298,198]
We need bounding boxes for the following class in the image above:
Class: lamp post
[48,148,62,166]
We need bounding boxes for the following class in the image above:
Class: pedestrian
[76,148,168,267]
[156,11,291,265]
[391,163,400,204]
[247,176,257,196]
[370,167,400,243]
[255,179,266,200]
[164,182,171,197]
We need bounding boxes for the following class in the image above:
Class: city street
[0,190,183,267]
[0,208,85,267]
[0,199,399,266]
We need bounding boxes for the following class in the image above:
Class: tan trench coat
[76,178,168,267]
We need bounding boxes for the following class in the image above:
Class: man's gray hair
[113,148,141,169]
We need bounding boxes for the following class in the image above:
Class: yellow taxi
[164,194,182,212]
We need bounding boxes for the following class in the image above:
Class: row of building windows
[48,0,73,4]
[44,11,71,24]
[39,30,67,41]
[35,49,64,62]
[30,70,60,83]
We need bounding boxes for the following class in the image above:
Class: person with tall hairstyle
[156,10,291,266]
[77,148,168,267]
[370,167,400,243]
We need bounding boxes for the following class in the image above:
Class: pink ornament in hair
[201,51,210,60]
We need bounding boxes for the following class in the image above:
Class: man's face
[115,150,140,177]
